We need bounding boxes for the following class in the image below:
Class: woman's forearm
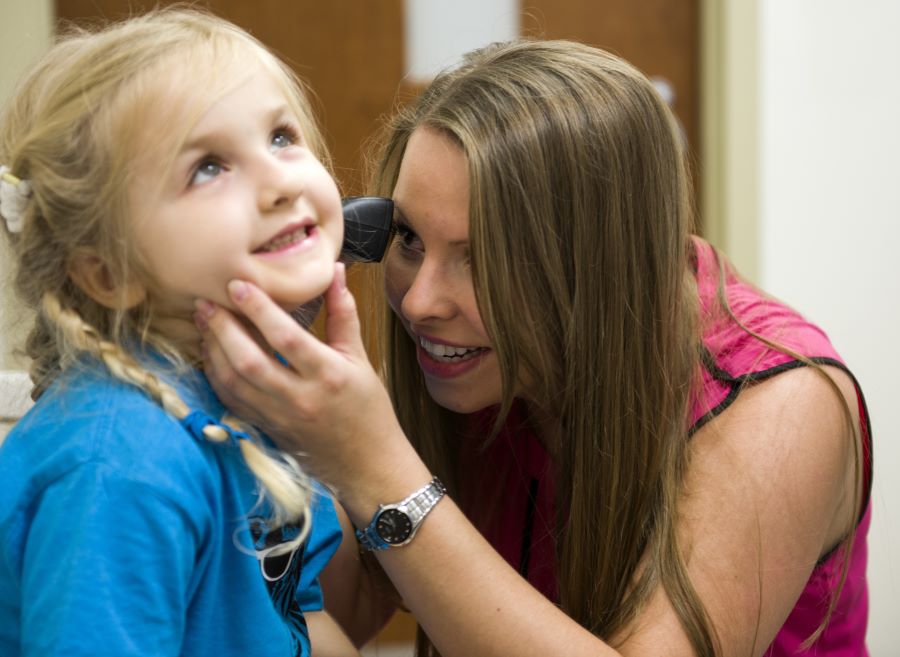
[363,494,617,657]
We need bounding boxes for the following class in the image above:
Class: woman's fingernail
[193,300,215,330]
[194,299,215,318]
[228,280,248,302]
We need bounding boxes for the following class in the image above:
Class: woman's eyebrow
[392,205,469,247]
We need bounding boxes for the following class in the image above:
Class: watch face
[375,508,413,544]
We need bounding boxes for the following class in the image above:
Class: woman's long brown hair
[370,39,861,656]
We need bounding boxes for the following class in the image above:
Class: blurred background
[1,1,897,654]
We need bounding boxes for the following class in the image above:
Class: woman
[195,40,871,657]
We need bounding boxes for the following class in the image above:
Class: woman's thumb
[324,263,364,354]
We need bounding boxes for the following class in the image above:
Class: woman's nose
[257,158,303,212]
[399,260,458,322]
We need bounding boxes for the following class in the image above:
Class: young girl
[0,9,356,656]
[198,40,872,657]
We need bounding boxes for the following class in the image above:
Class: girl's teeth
[260,228,305,252]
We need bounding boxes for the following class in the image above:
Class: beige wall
[0,2,53,117]
[0,0,53,368]
[700,0,759,282]
[1,1,51,435]
[1,1,52,374]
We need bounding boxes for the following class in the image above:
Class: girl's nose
[257,158,303,212]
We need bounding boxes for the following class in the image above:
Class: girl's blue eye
[190,159,223,186]
[271,124,300,151]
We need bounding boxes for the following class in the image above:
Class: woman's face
[384,127,503,414]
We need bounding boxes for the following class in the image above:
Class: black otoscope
[340,196,394,263]
[290,196,393,327]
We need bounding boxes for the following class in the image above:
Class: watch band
[356,477,446,551]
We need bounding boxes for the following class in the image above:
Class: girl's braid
[41,292,312,539]
[42,292,190,418]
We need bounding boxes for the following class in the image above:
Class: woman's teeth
[419,336,484,361]
[258,227,308,253]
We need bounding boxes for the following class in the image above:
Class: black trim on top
[519,477,540,579]
[690,352,874,551]
[515,351,875,580]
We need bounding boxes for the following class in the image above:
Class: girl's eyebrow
[178,103,294,154]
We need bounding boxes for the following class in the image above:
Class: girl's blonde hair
[372,39,861,655]
[0,7,328,542]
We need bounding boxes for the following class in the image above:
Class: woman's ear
[68,250,147,310]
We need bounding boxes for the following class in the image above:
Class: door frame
[701,0,760,282]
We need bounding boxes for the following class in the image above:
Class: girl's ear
[68,250,147,310]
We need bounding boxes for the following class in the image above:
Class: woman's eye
[271,124,300,151]
[393,223,423,254]
[190,158,224,186]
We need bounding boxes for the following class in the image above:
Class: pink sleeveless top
[459,239,872,655]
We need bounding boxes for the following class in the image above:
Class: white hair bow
[0,165,32,233]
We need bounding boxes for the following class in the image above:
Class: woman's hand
[195,263,430,516]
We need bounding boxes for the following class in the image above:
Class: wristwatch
[356,477,446,551]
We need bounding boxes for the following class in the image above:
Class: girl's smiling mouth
[254,223,317,254]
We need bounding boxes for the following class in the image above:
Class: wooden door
[55,0,403,196]
[522,0,702,222]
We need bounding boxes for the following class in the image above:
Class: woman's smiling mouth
[415,335,490,380]
[418,336,486,362]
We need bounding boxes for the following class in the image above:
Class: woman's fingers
[194,271,407,488]
[223,279,330,375]
[197,302,287,420]
[322,263,366,357]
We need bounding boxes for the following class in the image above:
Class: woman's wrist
[335,431,434,530]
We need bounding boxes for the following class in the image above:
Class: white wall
[757,2,900,653]
[403,0,519,83]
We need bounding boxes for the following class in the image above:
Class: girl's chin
[266,282,329,314]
